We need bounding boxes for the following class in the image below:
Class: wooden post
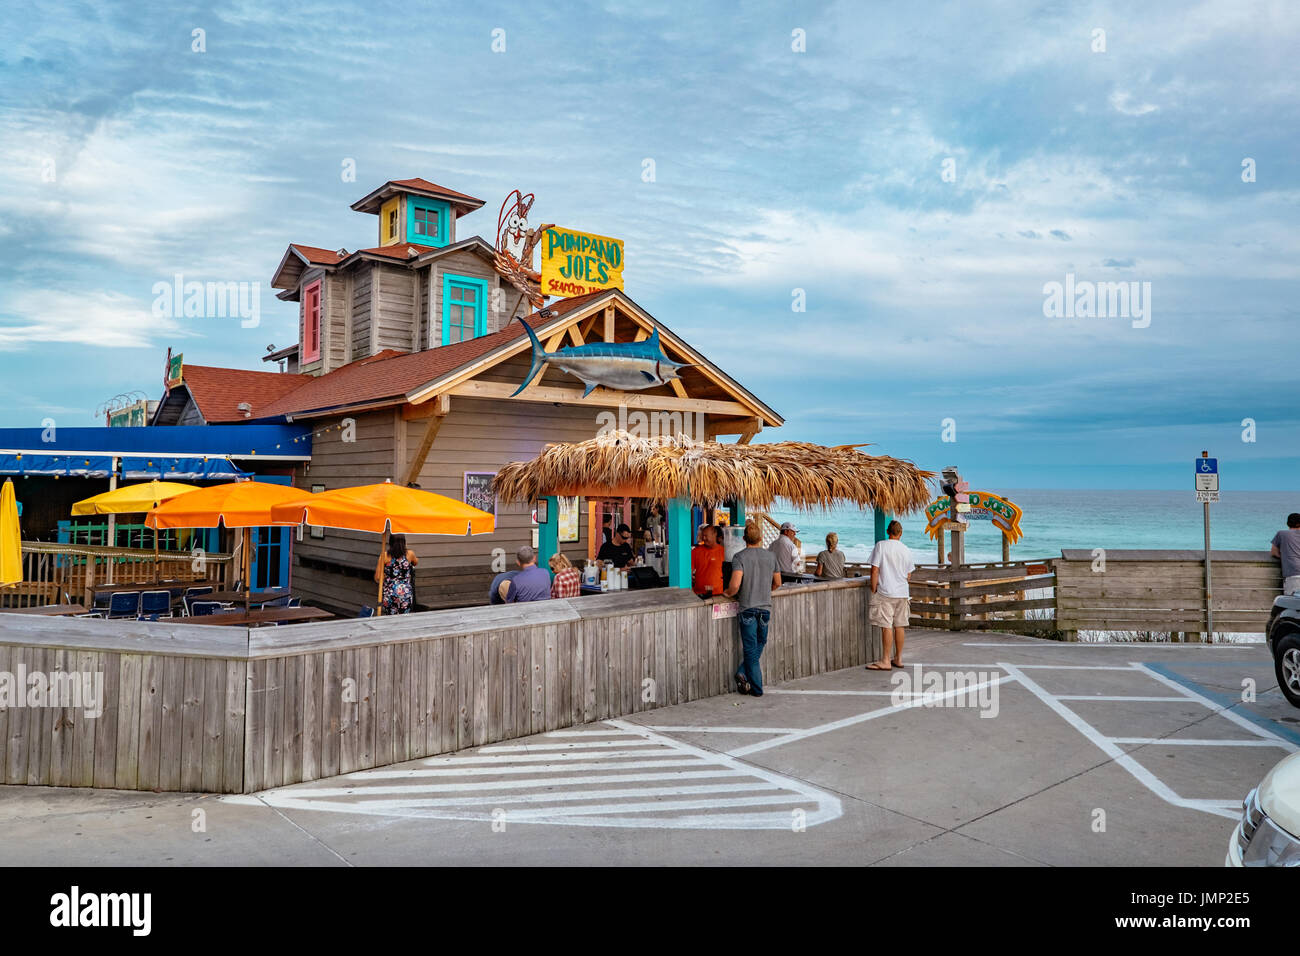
[105,457,118,585]
[1002,534,1010,563]
[402,394,450,487]
[83,552,96,606]
[666,497,692,589]
[242,527,252,612]
[948,525,965,629]
[937,527,945,565]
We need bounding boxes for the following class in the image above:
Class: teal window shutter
[407,197,450,248]
[442,273,489,345]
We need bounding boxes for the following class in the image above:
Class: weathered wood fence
[0,579,872,794]
[905,550,1282,639]
[1054,549,1281,639]
[909,560,1057,637]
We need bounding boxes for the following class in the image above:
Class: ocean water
[770,489,1298,566]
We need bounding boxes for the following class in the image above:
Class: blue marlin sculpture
[511,320,690,397]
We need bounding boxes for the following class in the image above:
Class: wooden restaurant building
[146,176,784,613]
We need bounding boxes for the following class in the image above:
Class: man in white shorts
[866,519,914,670]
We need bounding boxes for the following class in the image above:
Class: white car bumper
[1225,824,1245,866]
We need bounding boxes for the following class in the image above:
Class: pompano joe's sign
[540,226,624,298]
[924,491,1024,544]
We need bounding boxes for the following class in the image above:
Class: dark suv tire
[1275,631,1300,708]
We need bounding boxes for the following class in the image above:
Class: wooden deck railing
[1,542,234,608]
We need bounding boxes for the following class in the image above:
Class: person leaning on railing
[1272,512,1300,596]
[724,520,783,697]
[816,532,846,579]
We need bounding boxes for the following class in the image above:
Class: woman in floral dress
[374,533,419,614]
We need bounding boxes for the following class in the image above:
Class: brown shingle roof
[350,178,486,215]
[289,244,347,265]
[180,365,315,423]
[257,292,608,418]
[356,244,431,260]
[390,178,485,206]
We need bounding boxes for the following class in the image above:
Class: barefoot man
[866,520,914,670]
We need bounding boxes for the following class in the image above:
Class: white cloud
[1109,90,1159,116]
[0,289,183,349]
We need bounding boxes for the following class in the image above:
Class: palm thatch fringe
[493,431,934,514]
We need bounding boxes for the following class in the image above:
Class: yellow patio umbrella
[268,480,496,614]
[71,480,199,515]
[146,481,314,610]
[0,478,22,587]
[71,480,200,584]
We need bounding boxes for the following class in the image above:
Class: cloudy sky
[1,0,1296,488]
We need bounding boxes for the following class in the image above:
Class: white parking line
[477,740,662,752]
[1108,738,1288,747]
[241,723,843,830]
[965,642,1247,649]
[997,662,1239,819]
[637,725,806,734]
[1133,662,1295,748]
[726,675,1014,758]
[1057,695,1189,702]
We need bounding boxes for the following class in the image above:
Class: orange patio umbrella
[146,481,315,610]
[268,480,495,614]
[268,480,496,536]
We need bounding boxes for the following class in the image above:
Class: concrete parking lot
[2,628,1295,866]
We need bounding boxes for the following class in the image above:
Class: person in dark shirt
[598,523,635,569]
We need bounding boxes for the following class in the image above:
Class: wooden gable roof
[253,290,782,428]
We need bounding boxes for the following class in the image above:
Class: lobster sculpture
[493,189,553,310]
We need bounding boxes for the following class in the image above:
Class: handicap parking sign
[1194,458,1219,493]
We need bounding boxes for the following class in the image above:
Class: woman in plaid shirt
[549,552,582,599]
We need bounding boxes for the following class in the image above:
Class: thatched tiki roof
[493,431,934,514]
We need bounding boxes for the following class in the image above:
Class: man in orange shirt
[691,524,725,597]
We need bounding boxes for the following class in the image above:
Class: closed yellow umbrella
[71,480,199,515]
[0,478,21,587]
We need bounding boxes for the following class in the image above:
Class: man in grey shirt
[1272,513,1300,595]
[724,520,782,696]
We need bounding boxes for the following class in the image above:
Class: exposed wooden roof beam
[446,379,751,417]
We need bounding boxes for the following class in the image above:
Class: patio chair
[106,592,140,620]
[262,594,291,608]
[90,591,112,614]
[288,597,302,608]
[358,605,375,618]
[189,601,224,617]
[138,591,172,620]
[183,586,214,616]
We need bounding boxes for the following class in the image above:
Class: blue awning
[0,454,250,479]
[0,424,312,480]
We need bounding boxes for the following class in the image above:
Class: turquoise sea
[770,490,1298,566]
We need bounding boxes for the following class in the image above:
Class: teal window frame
[407,197,450,248]
[441,273,489,345]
